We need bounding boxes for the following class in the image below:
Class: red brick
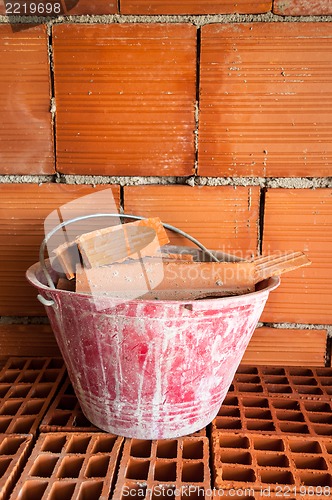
[0,434,33,500]
[120,0,271,14]
[0,325,61,357]
[0,357,66,434]
[9,432,123,500]
[211,431,332,492]
[214,366,332,437]
[273,0,332,16]
[0,0,117,15]
[53,24,196,176]
[261,189,332,324]
[0,184,120,316]
[113,436,212,498]
[0,25,54,174]
[124,185,260,256]
[199,23,332,177]
[243,327,327,367]
[229,365,332,401]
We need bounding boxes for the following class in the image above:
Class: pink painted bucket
[26,259,279,439]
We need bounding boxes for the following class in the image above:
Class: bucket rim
[26,259,280,306]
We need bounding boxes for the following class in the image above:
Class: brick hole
[266,384,292,394]
[312,425,332,436]
[18,480,48,500]
[0,385,10,397]
[316,368,332,376]
[0,417,12,432]
[276,410,305,422]
[7,359,26,370]
[156,440,177,458]
[152,486,176,499]
[272,400,300,410]
[325,387,332,395]
[223,395,238,406]
[77,481,103,500]
[292,377,317,386]
[130,439,152,458]
[73,414,92,427]
[253,437,284,451]
[304,401,331,413]
[47,359,64,369]
[220,450,252,465]
[41,435,67,453]
[218,406,240,417]
[260,469,294,485]
[12,416,35,433]
[31,384,53,398]
[325,443,332,454]
[21,400,44,415]
[10,385,31,398]
[244,409,272,420]
[66,436,90,453]
[58,396,77,411]
[20,371,39,383]
[182,440,203,459]
[0,457,11,478]
[181,462,204,482]
[237,383,263,393]
[30,455,58,477]
[49,413,72,426]
[0,371,19,383]
[121,484,147,499]
[299,472,332,487]
[308,414,332,424]
[154,461,177,481]
[294,456,328,470]
[64,384,75,396]
[0,436,25,455]
[317,377,332,387]
[288,440,322,454]
[215,417,241,429]
[222,466,256,482]
[264,376,289,385]
[279,422,309,434]
[246,420,275,432]
[27,359,46,370]
[40,370,60,382]
[256,452,289,467]
[0,400,22,416]
[242,397,269,408]
[92,436,116,453]
[85,456,110,477]
[126,459,150,480]
[296,386,323,395]
[289,368,313,376]
[228,384,234,392]
[262,367,285,376]
[48,481,76,500]
[236,366,258,375]
[219,435,249,449]
[236,375,260,384]
[57,456,85,478]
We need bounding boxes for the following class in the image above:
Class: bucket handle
[39,213,222,293]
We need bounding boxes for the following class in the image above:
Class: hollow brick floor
[1,359,332,499]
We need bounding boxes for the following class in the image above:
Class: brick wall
[0,1,331,365]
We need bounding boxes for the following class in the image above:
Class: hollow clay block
[76,217,169,268]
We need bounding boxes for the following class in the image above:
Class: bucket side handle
[37,294,55,307]
[39,213,222,290]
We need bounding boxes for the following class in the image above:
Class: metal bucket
[26,215,279,439]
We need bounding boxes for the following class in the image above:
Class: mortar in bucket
[26,214,279,439]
